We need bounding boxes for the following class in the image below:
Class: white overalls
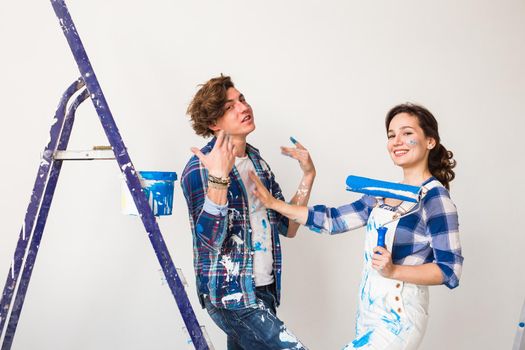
[344,203,429,349]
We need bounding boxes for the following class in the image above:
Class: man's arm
[181,131,236,250]
[181,161,229,251]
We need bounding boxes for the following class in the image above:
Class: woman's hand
[281,138,315,177]
[248,170,279,210]
[191,131,235,177]
[372,246,396,278]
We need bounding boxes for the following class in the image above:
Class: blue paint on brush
[290,136,298,145]
[346,175,421,203]
[352,330,373,348]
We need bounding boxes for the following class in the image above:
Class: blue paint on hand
[290,136,298,145]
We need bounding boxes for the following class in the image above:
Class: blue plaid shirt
[181,138,289,310]
[306,177,463,289]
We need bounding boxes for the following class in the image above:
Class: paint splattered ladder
[0,1,212,349]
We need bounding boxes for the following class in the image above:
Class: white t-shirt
[235,155,274,287]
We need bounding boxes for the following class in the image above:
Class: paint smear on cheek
[407,139,418,146]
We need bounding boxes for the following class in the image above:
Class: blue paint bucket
[121,171,177,216]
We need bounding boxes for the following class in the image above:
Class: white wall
[1,1,524,349]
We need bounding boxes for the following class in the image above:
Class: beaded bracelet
[208,174,230,186]
[208,180,228,190]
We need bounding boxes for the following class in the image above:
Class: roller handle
[376,226,387,251]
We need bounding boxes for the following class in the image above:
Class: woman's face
[387,113,435,169]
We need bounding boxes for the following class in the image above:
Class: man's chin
[240,124,256,137]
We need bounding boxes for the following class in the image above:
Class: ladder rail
[0,83,87,349]
[49,1,208,349]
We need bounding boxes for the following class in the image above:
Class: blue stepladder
[0,1,212,349]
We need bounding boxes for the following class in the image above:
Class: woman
[248,103,463,349]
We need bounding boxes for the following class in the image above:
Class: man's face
[211,87,255,137]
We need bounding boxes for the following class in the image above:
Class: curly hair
[187,75,234,138]
[385,103,456,190]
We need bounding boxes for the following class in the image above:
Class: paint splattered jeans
[203,284,307,350]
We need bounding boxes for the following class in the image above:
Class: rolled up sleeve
[426,190,463,289]
[305,196,375,234]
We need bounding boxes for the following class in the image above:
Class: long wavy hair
[385,103,456,190]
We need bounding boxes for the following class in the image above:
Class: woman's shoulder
[423,179,450,199]
[421,179,457,216]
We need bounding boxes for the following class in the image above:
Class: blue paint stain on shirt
[352,330,373,348]
[254,241,266,252]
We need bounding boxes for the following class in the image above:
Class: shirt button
[397,308,402,313]
[396,283,401,288]
[395,296,400,301]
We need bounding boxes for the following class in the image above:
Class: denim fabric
[204,285,307,350]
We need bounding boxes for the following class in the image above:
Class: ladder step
[53,149,115,160]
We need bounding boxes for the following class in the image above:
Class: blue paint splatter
[519,322,525,328]
[254,241,267,252]
[261,219,268,229]
[381,309,402,335]
[139,171,176,216]
[352,330,373,348]
[196,224,204,234]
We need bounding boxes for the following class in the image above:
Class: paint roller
[346,175,423,249]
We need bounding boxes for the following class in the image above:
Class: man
[181,75,315,349]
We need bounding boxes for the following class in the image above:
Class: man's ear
[209,122,220,132]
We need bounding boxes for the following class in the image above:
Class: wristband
[208,174,230,186]
[208,180,229,190]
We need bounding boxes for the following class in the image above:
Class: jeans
[203,284,307,350]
